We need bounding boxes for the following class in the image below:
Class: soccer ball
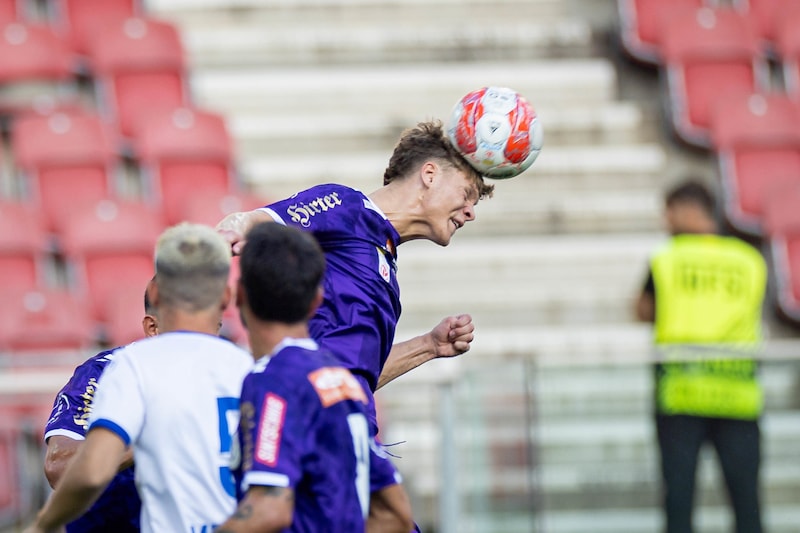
[447,86,543,179]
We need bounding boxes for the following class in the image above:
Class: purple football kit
[44,348,140,533]
[261,184,402,434]
[233,338,401,532]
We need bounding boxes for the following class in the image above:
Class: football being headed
[448,86,543,179]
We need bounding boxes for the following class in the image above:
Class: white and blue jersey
[88,332,253,533]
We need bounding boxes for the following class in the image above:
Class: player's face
[426,166,479,246]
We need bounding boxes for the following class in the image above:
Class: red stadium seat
[11,109,120,233]
[0,0,21,24]
[86,17,189,138]
[49,0,140,55]
[764,183,800,323]
[661,6,767,147]
[0,201,49,292]
[179,190,268,228]
[134,107,238,225]
[736,0,800,50]
[710,91,800,236]
[617,0,706,64]
[0,287,95,352]
[0,22,75,114]
[103,283,148,347]
[774,7,800,98]
[59,198,163,322]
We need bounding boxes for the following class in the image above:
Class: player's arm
[215,485,294,533]
[377,314,474,390]
[368,483,414,533]
[216,209,274,255]
[44,436,134,489]
[25,428,127,533]
[635,271,656,323]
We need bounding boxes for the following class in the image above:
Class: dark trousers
[656,414,763,533]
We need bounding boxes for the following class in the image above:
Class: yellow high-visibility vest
[651,234,767,419]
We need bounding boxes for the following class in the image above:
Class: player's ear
[142,315,158,337]
[419,161,437,188]
[306,286,324,319]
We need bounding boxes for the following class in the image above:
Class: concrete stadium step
[239,142,666,197]
[190,60,618,118]
[539,505,800,533]
[171,18,594,68]
[150,0,569,27]
[392,234,660,328]
[227,101,650,157]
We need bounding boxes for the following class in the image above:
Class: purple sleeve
[43,359,105,442]
[370,438,402,492]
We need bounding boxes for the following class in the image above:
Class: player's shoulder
[65,347,121,383]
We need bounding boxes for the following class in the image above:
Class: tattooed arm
[215,486,294,533]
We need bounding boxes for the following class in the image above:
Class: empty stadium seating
[0,0,20,25]
[102,283,148,347]
[58,198,163,322]
[133,106,236,224]
[617,0,705,64]
[0,200,49,292]
[0,287,95,352]
[48,0,140,56]
[179,190,267,227]
[773,6,800,98]
[660,6,767,147]
[0,22,75,113]
[710,91,800,236]
[85,16,188,138]
[10,108,120,233]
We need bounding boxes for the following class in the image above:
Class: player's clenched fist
[215,209,272,255]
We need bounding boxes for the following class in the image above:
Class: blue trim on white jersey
[90,419,132,446]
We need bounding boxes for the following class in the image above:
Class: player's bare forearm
[367,484,414,533]
[377,315,475,390]
[30,429,125,532]
[216,486,294,533]
[377,335,436,389]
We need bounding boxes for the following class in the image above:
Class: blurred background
[1,0,799,531]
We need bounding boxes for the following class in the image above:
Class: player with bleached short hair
[216,221,413,533]
[25,223,253,533]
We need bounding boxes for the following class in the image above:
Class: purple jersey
[233,338,400,532]
[44,349,140,533]
[263,184,401,430]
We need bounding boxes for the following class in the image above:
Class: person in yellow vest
[636,179,766,533]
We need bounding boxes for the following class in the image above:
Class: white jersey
[89,331,253,533]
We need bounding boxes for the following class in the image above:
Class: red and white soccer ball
[447,86,543,179]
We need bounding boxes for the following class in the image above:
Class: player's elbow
[44,436,81,489]
[43,455,68,489]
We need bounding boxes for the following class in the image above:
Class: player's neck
[157,308,222,337]
[248,322,311,361]
[370,183,427,244]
